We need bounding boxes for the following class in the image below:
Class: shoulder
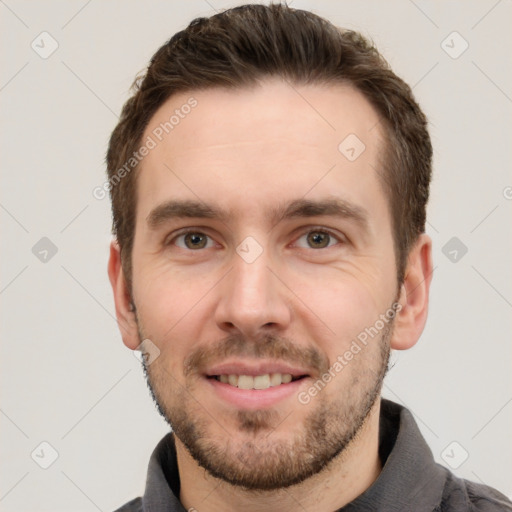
[112,497,143,512]
[437,469,512,511]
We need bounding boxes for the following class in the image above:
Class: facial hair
[137,312,393,491]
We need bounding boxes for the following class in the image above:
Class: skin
[108,77,433,512]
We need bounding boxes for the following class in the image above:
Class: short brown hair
[106,3,432,290]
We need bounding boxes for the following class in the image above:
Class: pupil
[186,233,206,249]
[308,231,329,248]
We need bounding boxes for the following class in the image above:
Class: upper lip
[204,360,311,378]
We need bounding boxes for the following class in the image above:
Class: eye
[172,231,215,250]
[294,229,341,249]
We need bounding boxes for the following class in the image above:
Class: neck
[176,398,382,512]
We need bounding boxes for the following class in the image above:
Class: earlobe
[390,234,433,351]
[107,240,140,350]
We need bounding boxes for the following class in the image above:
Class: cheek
[135,256,214,314]
[286,254,388,335]
[133,270,212,359]
[308,279,382,346]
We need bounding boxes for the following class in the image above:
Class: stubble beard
[138,319,392,491]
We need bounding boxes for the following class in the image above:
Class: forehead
[136,78,388,228]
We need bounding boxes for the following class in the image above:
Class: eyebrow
[275,198,369,229]
[147,200,227,228]
[146,197,369,231]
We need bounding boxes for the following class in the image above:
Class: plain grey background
[1,1,511,510]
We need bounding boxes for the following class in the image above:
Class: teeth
[269,373,282,386]
[253,374,270,389]
[281,373,292,384]
[215,373,296,390]
[238,375,254,390]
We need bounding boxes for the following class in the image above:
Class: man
[106,4,511,511]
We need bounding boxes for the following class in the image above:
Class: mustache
[183,333,330,378]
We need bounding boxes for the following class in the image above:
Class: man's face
[129,78,400,489]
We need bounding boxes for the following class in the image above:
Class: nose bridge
[234,252,271,306]
[215,243,290,334]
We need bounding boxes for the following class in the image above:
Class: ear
[107,240,140,350]
[391,233,433,350]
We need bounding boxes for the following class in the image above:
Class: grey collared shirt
[114,399,512,511]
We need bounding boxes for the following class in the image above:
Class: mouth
[208,372,308,390]
[203,361,312,409]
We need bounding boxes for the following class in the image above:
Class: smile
[211,373,304,390]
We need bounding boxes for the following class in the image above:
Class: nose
[214,248,292,338]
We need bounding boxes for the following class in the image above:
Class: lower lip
[206,377,308,410]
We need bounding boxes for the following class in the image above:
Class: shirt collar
[338,399,446,511]
[142,433,184,512]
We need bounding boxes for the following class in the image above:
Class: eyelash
[166,227,345,250]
